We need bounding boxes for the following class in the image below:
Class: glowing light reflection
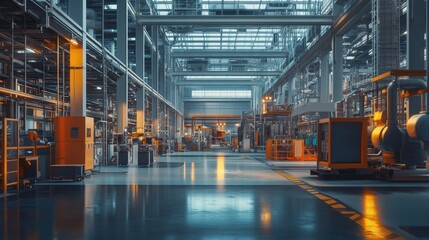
[260,204,271,232]
[183,161,186,181]
[362,191,391,238]
[191,162,195,184]
[217,155,225,186]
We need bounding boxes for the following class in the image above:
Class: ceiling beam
[182,78,261,81]
[154,0,316,4]
[171,71,280,76]
[138,15,333,26]
[176,81,264,86]
[171,50,286,58]
[183,98,251,102]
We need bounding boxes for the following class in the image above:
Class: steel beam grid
[138,15,333,26]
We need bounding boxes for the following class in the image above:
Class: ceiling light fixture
[70,35,79,46]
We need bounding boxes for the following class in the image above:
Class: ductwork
[372,78,427,152]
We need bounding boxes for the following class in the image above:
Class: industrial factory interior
[1,0,429,239]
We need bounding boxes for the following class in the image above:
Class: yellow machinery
[266,138,316,161]
[55,116,94,171]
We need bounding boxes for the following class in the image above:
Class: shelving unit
[0,118,20,193]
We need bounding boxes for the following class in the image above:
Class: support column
[116,0,128,133]
[252,86,262,111]
[320,52,329,103]
[136,89,145,133]
[332,35,343,103]
[407,0,426,117]
[286,80,293,104]
[68,0,86,116]
[151,27,159,91]
[152,98,159,137]
[159,46,165,96]
[136,24,146,133]
[191,120,195,137]
[175,113,182,144]
[426,0,429,109]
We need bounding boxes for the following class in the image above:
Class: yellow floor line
[331,203,346,209]
[340,211,357,215]
[274,170,404,240]
[325,199,337,205]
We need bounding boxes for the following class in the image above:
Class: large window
[192,90,251,98]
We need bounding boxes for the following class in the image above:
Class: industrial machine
[311,118,370,178]
[371,70,429,180]
[311,70,429,181]
[138,145,154,167]
[133,133,155,167]
[54,116,94,173]
[118,144,132,166]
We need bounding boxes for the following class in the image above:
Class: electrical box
[317,118,368,170]
[55,116,94,171]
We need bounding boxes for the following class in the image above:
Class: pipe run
[387,78,427,127]
[372,78,427,152]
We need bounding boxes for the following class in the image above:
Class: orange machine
[317,118,368,170]
[55,116,94,171]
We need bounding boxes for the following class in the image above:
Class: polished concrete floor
[1,151,429,239]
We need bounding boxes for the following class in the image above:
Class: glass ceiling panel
[149,0,323,80]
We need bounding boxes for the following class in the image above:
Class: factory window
[192,90,251,98]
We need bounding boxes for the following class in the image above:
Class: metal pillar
[320,52,330,103]
[252,86,262,111]
[332,35,343,103]
[136,24,146,134]
[286,80,293,104]
[152,98,159,137]
[191,120,195,136]
[407,0,426,117]
[68,0,86,116]
[136,88,145,134]
[151,26,159,91]
[116,0,128,134]
[427,0,429,109]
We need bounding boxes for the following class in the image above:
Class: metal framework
[171,71,282,76]
[176,81,264,86]
[171,50,287,58]
[138,15,333,26]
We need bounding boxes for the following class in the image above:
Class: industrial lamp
[70,35,79,46]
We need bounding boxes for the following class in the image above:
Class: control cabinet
[317,118,368,170]
[55,116,94,171]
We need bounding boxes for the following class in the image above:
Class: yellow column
[69,42,86,116]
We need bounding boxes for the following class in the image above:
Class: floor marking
[273,170,404,240]
[340,211,357,215]
[314,194,331,201]
[331,203,346,209]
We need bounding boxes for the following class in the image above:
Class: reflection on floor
[1,151,428,239]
